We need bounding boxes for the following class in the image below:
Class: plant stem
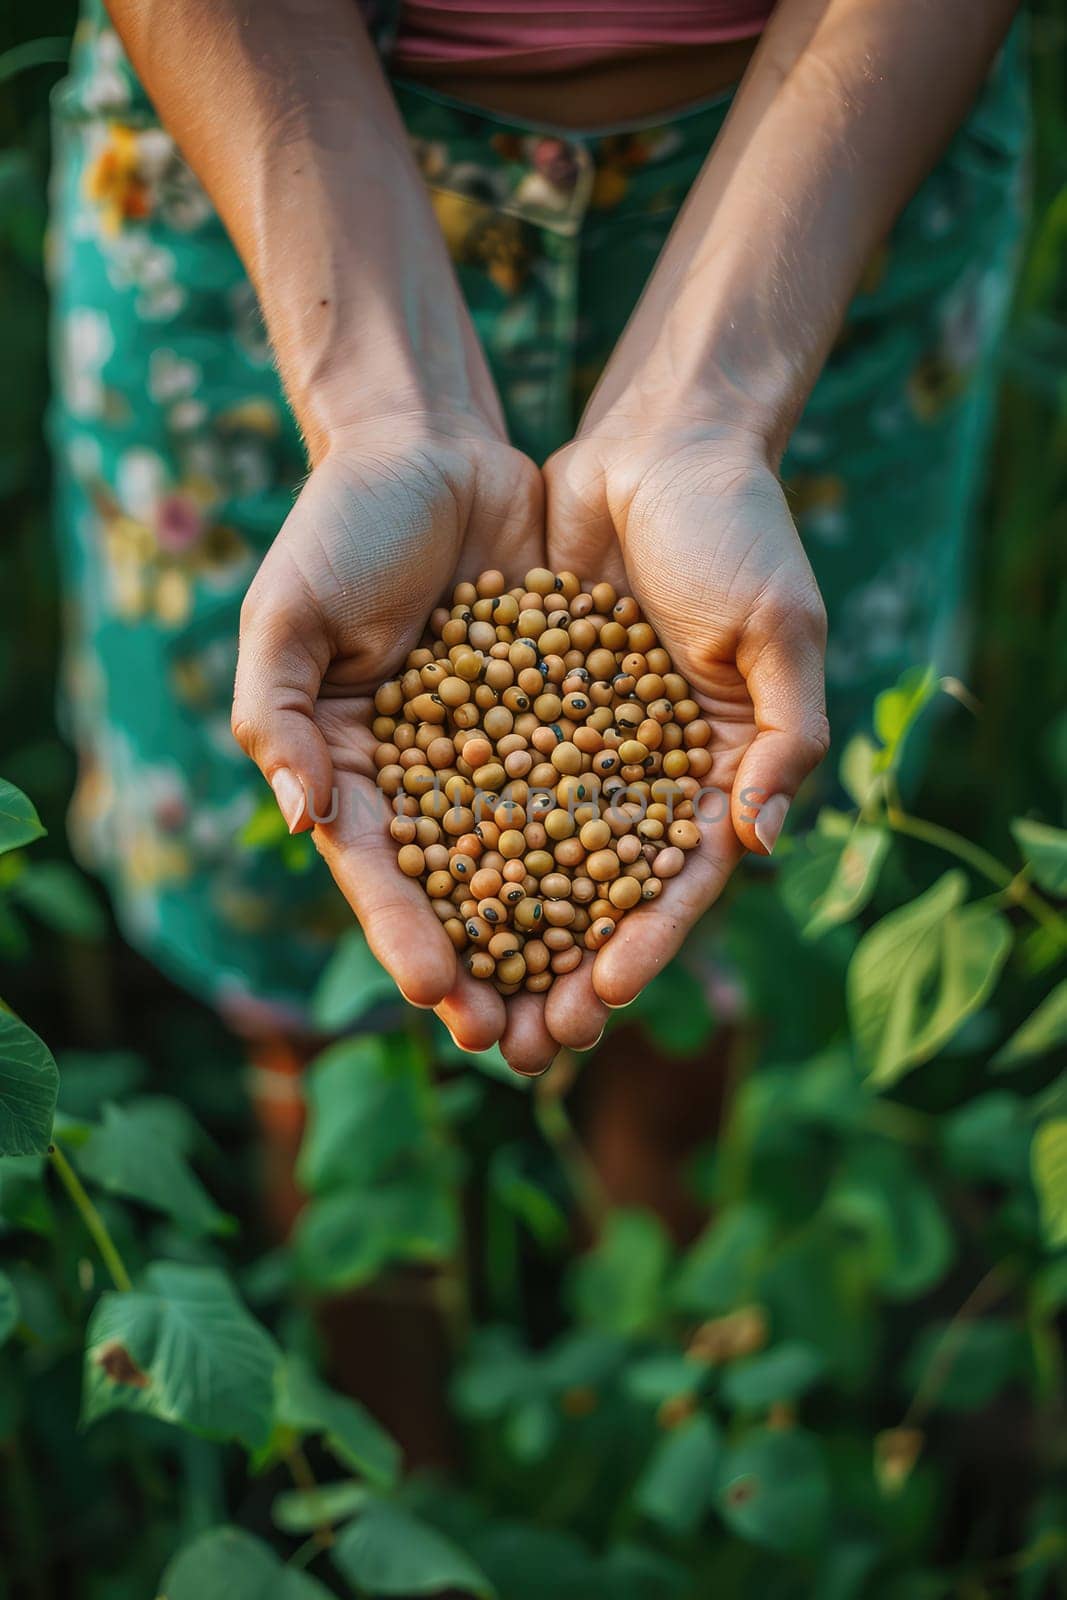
[886,807,1067,947]
[534,1061,610,1236]
[49,1140,133,1293]
[899,1261,1014,1430]
[285,1445,333,1550]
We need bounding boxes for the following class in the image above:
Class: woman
[50,0,1026,1078]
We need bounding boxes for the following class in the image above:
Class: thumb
[543,444,628,590]
[731,599,830,856]
[231,581,336,835]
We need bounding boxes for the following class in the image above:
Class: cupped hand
[231,418,547,1056]
[534,426,830,1042]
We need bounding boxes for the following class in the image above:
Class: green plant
[1,663,1064,1599]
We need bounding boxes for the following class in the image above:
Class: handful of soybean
[373,569,710,995]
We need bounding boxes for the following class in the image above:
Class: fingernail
[754,793,790,855]
[605,995,638,1010]
[271,768,305,833]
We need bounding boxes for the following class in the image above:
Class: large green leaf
[83,1263,279,1448]
[0,1269,17,1347]
[633,1413,723,1536]
[160,1527,333,1600]
[716,1427,830,1552]
[293,1166,457,1293]
[333,1501,495,1598]
[1032,1119,1067,1250]
[275,1355,401,1488]
[848,873,1012,1086]
[310,932,399,1031]
[0,1009,58,1156]
[297,1036,427,1194]
[569,1210,671,1337]
[76,1102,230,1236]
[994,980,1067,1070]
[1011,818,1067,896]
[0,780,45,855]
[804,824,890,939]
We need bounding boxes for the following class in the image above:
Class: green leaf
[310,932,399,1031]
[716,1427,830,1552]
[994,980,1067,1070]
[569,1210,671,1336]
[720,1342,827,1411]
[293,1166,457,1293]
[826,1143,953,1299]
[297,1036,427,1194]
[805,824,890,939]
[276,1355,401,1488]
[0,780,45,855]
[901,1318,1026,1411]
[1011,818,1067,896]
[941,1092,1032,1186]
[673,1203,773,1315]
[0,1270,18,1347]
[272,1480,369,1534]
[159,1527,333,1600]
[848,874,1012,1086]
[83,1263,280,1448]
[839,734,882,809]
[632,964,714,1056]
[0,1009,58,1155]
[0,1154,51,1234]
[11,860,106,939]
[1032,1119,1067,1250]
[872,666,938,768]
[489,1145,568,1248]
[624,1353,707,1406]
[634,1413,723,1536]
[333,1501,496,1598]
[76,1102,230,1236]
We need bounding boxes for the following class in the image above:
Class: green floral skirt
[48,4,1028,1027]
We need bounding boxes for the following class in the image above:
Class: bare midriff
[396,37,759,127]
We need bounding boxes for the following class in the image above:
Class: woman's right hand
[231,415,546,1056]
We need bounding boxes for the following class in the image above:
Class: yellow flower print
[125,830,191,891]
[85,124,151,233]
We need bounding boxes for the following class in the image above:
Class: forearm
[105,0,503,459]
[582,0,1019,461]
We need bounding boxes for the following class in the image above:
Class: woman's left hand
[527,421,830,1046]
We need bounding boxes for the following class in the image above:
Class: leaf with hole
[83,1262,280,1448]
[716,1427,830,1552]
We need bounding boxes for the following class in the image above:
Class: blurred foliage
[0,4,1065,1599]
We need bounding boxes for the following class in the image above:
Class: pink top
[392,1,774,70]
